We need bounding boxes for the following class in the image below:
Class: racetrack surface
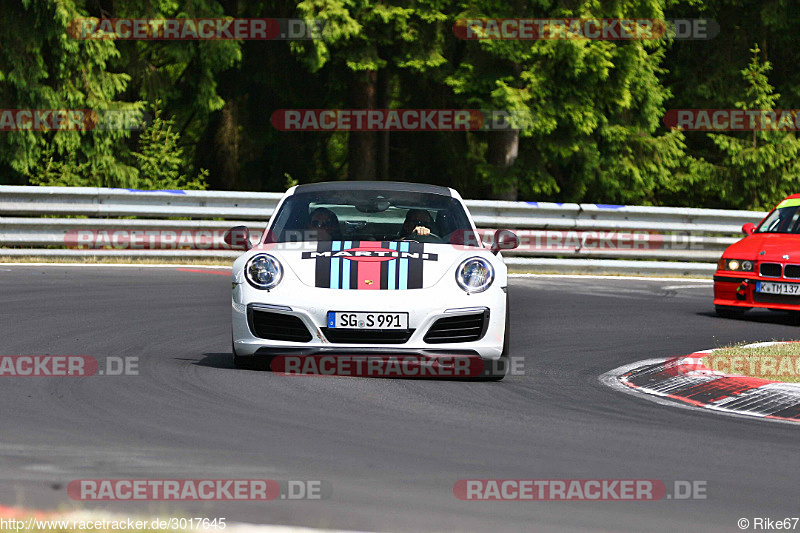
[0,266,798,532]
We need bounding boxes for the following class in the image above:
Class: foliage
[130,103,209,189]
[4,0,800,208]
[30,102,209,189]
[708,46,800,210]
[0,0,138,185]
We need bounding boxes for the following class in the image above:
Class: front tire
[232,339,249,369]
[481,294,510,381]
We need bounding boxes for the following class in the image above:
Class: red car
[714,194,800,317]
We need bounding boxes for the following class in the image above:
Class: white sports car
[228,181,517,380]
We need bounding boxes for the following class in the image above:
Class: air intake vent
[760,263,782,278]
[424,310,489,344]
[321,328,413,344]
[784,264,800,279]
[249,309,313,342]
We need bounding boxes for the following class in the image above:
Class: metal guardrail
[467,200,762,233]
[0,186,283,219]
[0,185,768,274]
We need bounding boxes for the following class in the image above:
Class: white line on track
[0,263,232,269]
[224,524,372,533]
[1,265,715,283]
[0,264,718,280]
[510,273,712,283]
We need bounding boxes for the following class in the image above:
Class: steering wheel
[402,232,441,243]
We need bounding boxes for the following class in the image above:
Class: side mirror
[742,223,755,236]
[223,226,252,250]
[491,229,519,255]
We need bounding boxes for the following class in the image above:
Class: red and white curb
[601,342,800,424]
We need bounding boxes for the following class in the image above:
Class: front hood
[725,233,800,262]
[250,241,488,290]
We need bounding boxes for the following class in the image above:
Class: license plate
[328,312,408,329]
[756,281,800,295]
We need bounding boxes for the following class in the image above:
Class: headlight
[720,258,754,272]
[456,257,494,293]
[245,254,283,290]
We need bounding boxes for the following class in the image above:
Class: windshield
[266,189,477,245]
[756,206,800,233]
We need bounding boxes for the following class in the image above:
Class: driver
[401,209,434,238]
[307,207,342,240]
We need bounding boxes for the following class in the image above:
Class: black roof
[293,181,452,196]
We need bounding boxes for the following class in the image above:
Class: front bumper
[232,277,508,359]
[714,272,800,310]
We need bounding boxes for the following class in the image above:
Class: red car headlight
[719,258,754,272]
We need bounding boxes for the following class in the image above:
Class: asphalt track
[0,265,799,532]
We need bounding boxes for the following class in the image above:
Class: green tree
[291,0,450,180]
[0,0,140,185]
[130,103,209,189]
[709,46,800,210]
[31,103,209,190]
[106,0,242,161]
[447,1,701,202]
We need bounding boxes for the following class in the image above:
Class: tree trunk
[348,70,378,181]
[214,100,240,189]
[377,69,389,180]
[487,129,519,200]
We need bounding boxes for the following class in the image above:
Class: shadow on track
[194,352,273,370]
[192,352,507,380]
[194,352,235,369]
[697,310,800,326]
